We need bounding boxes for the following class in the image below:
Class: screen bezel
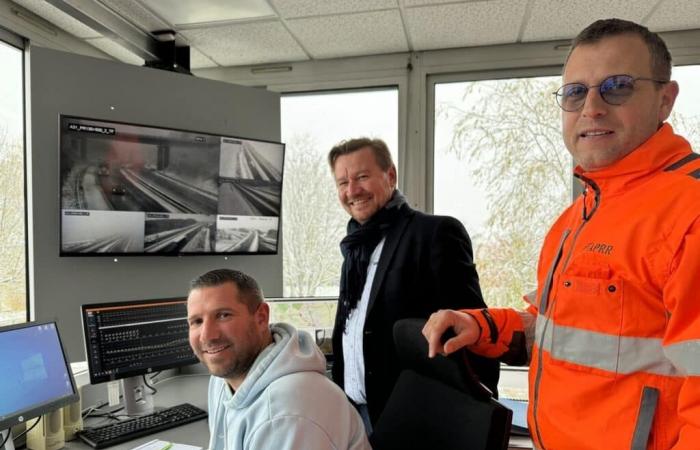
[80,297,199,385]
[0,320,80,430]
[58,114,285,257]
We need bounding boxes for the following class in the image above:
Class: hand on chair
[422,310,480,358]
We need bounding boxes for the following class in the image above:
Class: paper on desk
[131,439,202,450]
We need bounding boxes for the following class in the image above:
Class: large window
[433,75,571,309]
[272,88,398,332]
[0,38,26,326]
[670,65,700,149]
[432,65,700,311]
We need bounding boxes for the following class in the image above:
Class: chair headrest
[393,318,493,401]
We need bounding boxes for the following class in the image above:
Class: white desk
[67,374,210,450]
[67,371,532,450]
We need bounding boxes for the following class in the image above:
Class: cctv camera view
[59,116,284,255]
[218,138,283,216]
[216,215,279,253]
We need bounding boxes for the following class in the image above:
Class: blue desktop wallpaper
[0,323,75,417]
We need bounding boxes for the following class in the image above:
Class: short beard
[211,346,259,380]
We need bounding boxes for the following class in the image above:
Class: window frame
[278,84,401,303]
[425,66,568,212]
[0,27,29,323]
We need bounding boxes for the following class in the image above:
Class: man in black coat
[328,138,499,431]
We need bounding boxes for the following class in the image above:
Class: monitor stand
[122,376,154,416]
[1,429,16,450]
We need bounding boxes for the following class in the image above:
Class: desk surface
[68,372,532,450]
[68,374,211,450]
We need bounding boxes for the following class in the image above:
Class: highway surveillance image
[145,213,215,253]
[215,215,278,253]
[60,119,220,215]
[218,139,283,216]
[61,210,145,253]
[59,116,285,255]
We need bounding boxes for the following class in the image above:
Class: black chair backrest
[370,318,512,450]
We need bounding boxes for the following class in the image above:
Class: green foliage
[0,130,26,322]
[281,133,347,301]
[440,77,700,311]
[268,300,337,329]
[439,77,571,309]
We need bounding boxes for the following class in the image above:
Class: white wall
[29,46,282,361]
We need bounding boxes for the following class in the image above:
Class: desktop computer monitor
[0,321,79,450]
[80,297,198,415]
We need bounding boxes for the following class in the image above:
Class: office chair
[370,318,512,450]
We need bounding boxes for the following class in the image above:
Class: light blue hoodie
[207,323,370,450]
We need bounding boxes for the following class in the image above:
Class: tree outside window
[274,88,398,332]
[434,66,700,310]
[0,40,26,326]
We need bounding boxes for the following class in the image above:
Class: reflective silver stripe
[665,340,700,375]
[631,387,659,450]
[518,310,536,350]
[535,318,683,376]
[689,168,700,179]
[663,152,700,172]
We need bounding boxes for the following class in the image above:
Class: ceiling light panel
[99,0,171,33]
[286,10,408,59]
[14,0,102,38]
[141,0,274,27]
[179,21,308,66]
[522,0,655,42]
[404,0,527,50]
[85,37,145,65]
[270,0,396,19]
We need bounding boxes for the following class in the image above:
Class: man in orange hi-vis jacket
[423,18,700,450]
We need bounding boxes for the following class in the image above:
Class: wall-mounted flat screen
[59,115,284,256]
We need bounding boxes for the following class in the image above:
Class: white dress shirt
[342,238,385,405]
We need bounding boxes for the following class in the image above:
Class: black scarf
[338,190,407,332]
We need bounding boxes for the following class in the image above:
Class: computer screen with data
[0,321,79,430]
[80,297,198,385]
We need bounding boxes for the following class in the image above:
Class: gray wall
[29,46,282,361]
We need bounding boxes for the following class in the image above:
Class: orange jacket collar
[573,123,693,195]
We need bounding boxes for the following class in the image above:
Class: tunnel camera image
[215,215,279,253]
[59,115,285,256]
[145,213,216,253]
[60,117,220,215]
[218,138,284,216]
[62,210,145,253]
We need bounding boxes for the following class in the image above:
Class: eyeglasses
[553,74,668,112]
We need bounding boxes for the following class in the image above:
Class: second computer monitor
[0,321,79,450]
[80,297,198,414]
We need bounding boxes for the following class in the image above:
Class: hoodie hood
[206,323,370,450]
[225,322,325,410]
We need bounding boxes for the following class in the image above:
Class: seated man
[187,268,370,450]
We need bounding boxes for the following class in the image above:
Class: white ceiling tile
[85,37,145,65]
[141,0,274,26]
[404,0,528,50]
[286,10,408,59]
[189,46,219,69]
[14,0,102,39]
[645,0,700,32]
[270,0,396,19]
[522,0,657,42]
[179,21,308,66]
[99,0,171,32]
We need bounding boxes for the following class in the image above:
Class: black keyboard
[77,403,208,449]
